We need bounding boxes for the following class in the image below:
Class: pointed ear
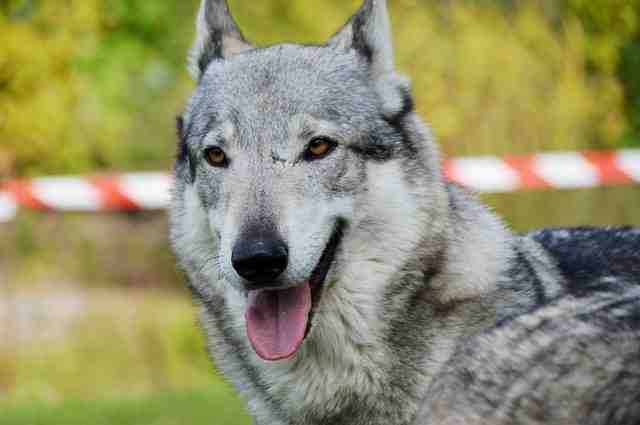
[189,0,254,80]
[327,0,394,78]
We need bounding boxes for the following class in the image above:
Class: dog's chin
[245,219,345,361]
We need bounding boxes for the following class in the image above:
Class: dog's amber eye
[204,147,228,167]
[304,138,337,161]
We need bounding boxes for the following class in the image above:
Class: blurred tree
[560,0,640,146]
[403,1,626,154]
[0,0,101,176]
[77,0,197,171]
[0,0,636,177]
[0,0,197,177]
[479,0,640,146]
[620,38,640,143]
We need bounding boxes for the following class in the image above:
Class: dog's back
[531,227,640,291]
[417,229,640,425]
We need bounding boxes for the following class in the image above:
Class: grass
[0,386,251,425]
[0,288,252,425]
[0,289,221,401]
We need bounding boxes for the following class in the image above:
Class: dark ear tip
[190,0,253,79]
[176,116,186,141]
[326,0,393,68]
[203,0,230,25]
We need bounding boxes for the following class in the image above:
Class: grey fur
[418,282,640,425]
[170,1,640,424]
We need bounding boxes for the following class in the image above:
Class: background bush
[1,0,639,178]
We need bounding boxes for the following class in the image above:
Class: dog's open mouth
[245,220,345,361]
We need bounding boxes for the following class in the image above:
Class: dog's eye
[304,138,337,161]
[204,147,228,167]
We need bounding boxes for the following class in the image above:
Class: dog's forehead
[193,45,375,123]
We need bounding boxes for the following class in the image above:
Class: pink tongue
[246,283,311,361]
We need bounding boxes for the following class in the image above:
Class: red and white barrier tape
[0,149,639,222]
[0,173,172,222]
[445,149,640,193]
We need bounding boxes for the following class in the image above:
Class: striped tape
[444,149,640,193]
[0,173,172,222]
[1,149,639,222]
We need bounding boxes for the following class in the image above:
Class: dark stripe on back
[515,245,547,306]
[530,227,640,295]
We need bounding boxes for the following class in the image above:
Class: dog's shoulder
[527,227,640,294]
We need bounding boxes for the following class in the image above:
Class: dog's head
[171,0,445,362]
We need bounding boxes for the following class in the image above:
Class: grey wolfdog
[169,1,640,424]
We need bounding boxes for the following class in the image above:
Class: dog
[169,1,640,424]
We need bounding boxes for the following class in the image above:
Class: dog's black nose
[232,237,288,283]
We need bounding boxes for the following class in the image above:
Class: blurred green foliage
[0,287,253,423]
[454,0,640,145]
[0,291,216,400]
[0,0,639,178]
[0,387,251,425]
[0,389,249,425]
[0,0,196,176]
[528,0,640,145]
[6,212,179,288]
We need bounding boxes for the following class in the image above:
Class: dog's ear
[328,0,410,119]
[327,0,394,78]
[189,0,253,80]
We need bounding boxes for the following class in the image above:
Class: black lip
[305,218,346,335]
